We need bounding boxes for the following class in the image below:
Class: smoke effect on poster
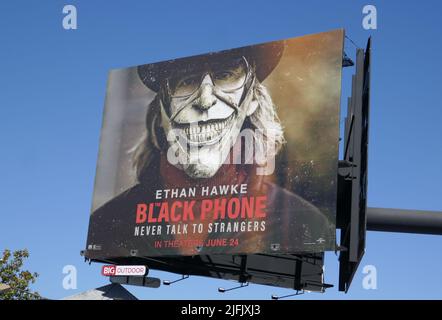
[85,29,344,259]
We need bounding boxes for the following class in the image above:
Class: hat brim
[138,40,285,92]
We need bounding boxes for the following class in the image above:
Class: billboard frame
[337,38,371,292]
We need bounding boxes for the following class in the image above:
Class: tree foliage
[0,249,40,300]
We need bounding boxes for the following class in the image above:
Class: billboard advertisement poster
[85,29,343,259]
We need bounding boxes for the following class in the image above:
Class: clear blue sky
[1,0,441,300]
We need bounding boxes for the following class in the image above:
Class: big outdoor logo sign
[101,265,147,277]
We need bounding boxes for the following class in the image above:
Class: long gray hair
[130,81,286,181]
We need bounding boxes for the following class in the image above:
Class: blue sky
[0,0,441,300]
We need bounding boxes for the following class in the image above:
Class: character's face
[161,56,258,178]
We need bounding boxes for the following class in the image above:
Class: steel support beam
[366,207,442,235]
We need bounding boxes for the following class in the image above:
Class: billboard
[85,29,343,259]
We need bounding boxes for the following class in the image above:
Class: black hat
[138,40,285,92]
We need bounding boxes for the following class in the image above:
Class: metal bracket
[271,290,305,300]
[218,282,249,293]
[163,275,189,286]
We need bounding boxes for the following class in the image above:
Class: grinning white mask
[160,56,259,179]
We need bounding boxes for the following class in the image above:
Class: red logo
[101,265,116,276]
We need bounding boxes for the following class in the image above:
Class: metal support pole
[367,207,442,235]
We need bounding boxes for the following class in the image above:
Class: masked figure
[86,42,335,259]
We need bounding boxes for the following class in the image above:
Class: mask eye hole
[169,74,201,97]
[211,57,248,91]
[214,71,234,80]
[212,68,246,90]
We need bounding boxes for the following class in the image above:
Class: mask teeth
[179,114,234,143]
